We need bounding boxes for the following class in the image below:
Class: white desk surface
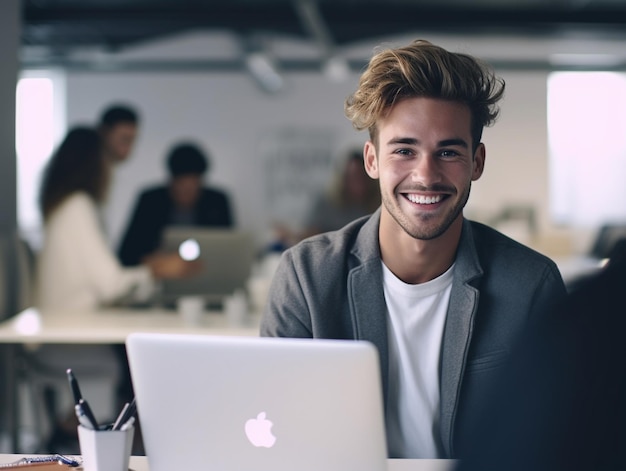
[0,306,261,344]
[0,455,456,470]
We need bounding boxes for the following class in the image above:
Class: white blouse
[36,192,154,309]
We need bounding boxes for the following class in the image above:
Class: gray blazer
[261,209,566,458]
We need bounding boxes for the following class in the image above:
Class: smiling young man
[260,39,566,459]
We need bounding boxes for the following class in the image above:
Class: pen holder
[78,425,134,471]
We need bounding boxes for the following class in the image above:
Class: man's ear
[364,141,379,179]
[472,143,485,181]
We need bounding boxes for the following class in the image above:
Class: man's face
[101,122,138,162]
[364,96,484,241]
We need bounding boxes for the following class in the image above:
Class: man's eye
[395,148,412,156]
[440,150,458,158]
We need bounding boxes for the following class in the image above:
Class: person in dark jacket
[118,141,234,266]
[455,241,626,471]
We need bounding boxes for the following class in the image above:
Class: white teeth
[406,194,443,204]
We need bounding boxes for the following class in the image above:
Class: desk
[0,307,260,452]
[0,454,457,470]
[0,307,260,344]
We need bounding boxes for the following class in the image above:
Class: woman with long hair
[37,126,197,309]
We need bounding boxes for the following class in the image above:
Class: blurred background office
[11,1,626,272]
[4,0,626,453]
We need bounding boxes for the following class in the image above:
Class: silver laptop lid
[126,333,387,471]
[158,228,256,304]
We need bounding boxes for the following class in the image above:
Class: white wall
[469,73,548,223]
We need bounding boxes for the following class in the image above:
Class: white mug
[177,295,205,326]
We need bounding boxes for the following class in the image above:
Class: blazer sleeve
[118,190,165,266]
[529,262,568,323]
[260,249,314,338]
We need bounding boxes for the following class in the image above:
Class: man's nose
[410,155,442,185]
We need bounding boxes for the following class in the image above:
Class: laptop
[126,333,388,471]
[157,228,256,306]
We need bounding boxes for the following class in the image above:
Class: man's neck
[378,214,463,285]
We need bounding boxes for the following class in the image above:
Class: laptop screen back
[158,228,255,304]
[126,333,388,471]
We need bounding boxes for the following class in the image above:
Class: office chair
[10,235,62,451]
[14,236,122,453]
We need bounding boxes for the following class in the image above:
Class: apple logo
[178,238,200,261]
[245,412,277,448]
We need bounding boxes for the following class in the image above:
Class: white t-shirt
[383,261,454,458]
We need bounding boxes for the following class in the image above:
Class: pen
[77,398,99,430]
[111,401,130,431]
[75,404,96,430]
[113,397,136,431]
[66,368,83,405]
[120,416,135,431]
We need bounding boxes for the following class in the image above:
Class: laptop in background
[157,228,256,306]
[126,333,388,471]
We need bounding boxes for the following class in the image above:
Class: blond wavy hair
[344,39,505,150]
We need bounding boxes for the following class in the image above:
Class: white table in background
[0,306,260,344]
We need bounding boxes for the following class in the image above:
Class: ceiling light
[245,52,284,93]
[323,56,350,82]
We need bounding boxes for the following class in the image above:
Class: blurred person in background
[304,148,381,236]
[272,148,380,249]
[97,103,139,163]
[118,141,233,267]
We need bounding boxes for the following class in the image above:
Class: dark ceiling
[21,0,626,71]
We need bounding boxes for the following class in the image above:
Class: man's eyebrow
[386,137,418,146]
[439,138,469,148]
[385,137,469,148]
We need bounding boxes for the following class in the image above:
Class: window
[15,70,66,249]
[548,72,626,227]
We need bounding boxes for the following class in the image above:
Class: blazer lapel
[439,220,482,457]
[347,210,390,408]
[349,259,389,407]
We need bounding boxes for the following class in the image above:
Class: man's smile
[404,194,445,205]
